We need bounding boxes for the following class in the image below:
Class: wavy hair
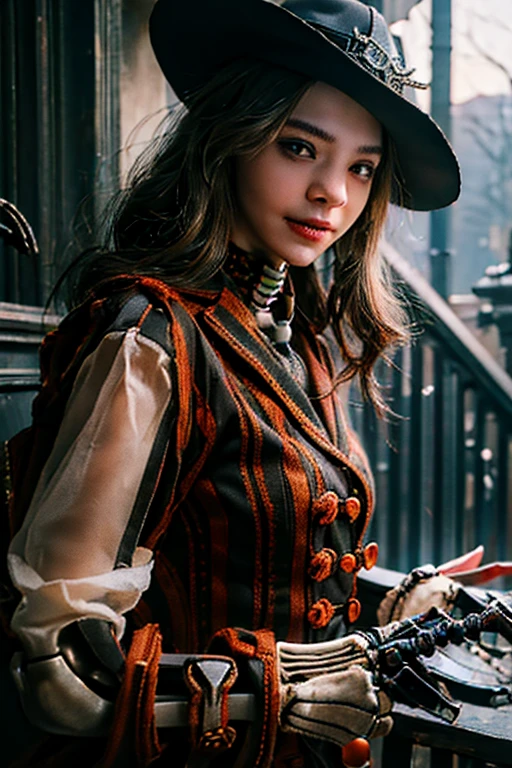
[60,58,407,410]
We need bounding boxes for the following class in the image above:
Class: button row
[312,491,361,526]
[309,542,379,582]
[340,542,379,574]
[307,596,362,629]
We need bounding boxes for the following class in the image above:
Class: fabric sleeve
[8,323,172,658]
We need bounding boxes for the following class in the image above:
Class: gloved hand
[377,547,492,624]
[377,565,459,624]
[377,546,512,625]
[277,633,392,748]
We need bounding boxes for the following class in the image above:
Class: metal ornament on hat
[348,27,428,94]
[321,22,429,96]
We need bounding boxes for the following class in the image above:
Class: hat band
[311,22,428,95]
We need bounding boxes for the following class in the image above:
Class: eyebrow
[284,117,383,155]
[358,144,383,155]
[285,118,336,143]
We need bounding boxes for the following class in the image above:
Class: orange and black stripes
[22,275,377,657]
[122,276,375,647]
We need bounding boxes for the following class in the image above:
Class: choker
[224,245,307,388]
[224,244,294,344]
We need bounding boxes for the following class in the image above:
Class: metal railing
[350,240,512,574]
[0,301,60,442]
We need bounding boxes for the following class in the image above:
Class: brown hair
[61,58,407,410]
[328,132,408,410]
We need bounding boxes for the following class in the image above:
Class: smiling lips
[285,217,335,242]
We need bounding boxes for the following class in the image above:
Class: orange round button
[313,491,339,526]
[346,597,361,624]
[342,737,371,767]
[363,542,379,570]
[307,598,335,629]
[345,496,361,522]
[340,553,357,573]
[308,548,337,581]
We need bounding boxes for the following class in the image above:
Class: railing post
[407,343,423,567]
[430,748,453,767]
[432,350,446,563]
[382,728,412,767]
[473,263,512,377]
[429,0,453,298]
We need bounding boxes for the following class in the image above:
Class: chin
[278,248,324,269]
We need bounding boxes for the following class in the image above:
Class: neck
[225,242,288,309]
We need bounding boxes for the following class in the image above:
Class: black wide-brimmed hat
[150,0,460,211]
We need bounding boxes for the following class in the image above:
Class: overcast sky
[391,0,512,109]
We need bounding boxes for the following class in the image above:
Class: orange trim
[256,630,280,768]
[282,431,311,641]
[173,311,193,457]
[148,380,218,555]
[246,388,312,641]
[102,624,162,768]
[208,628,279,768]
[227,380,263,628]
[136,302,152,329]
[233,382,278,629]
[252,421,277,629]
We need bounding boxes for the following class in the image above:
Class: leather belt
[154,692,257,728]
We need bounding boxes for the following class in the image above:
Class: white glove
[277,634,392,748]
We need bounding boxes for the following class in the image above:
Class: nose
[307,169,348,208]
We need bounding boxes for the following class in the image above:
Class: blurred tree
[462,20,512,234]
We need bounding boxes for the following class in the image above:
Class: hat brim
[150,0,460,211]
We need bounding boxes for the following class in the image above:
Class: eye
[350,162,376,182]
[277,138,316,159]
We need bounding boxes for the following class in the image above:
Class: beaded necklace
[224,245,308,389]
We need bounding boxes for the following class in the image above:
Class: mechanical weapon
[363,596,512,722]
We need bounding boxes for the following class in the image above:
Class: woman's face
[231,81,382,268]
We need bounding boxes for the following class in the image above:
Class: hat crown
[283,0,372,37]
[282,0,408,92]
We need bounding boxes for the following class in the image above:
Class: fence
[350,240,512,575]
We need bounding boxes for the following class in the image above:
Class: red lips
[285,217,335,242]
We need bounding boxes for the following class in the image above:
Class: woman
[6,1,460,766]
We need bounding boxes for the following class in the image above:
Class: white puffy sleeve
[8,320,172,659]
